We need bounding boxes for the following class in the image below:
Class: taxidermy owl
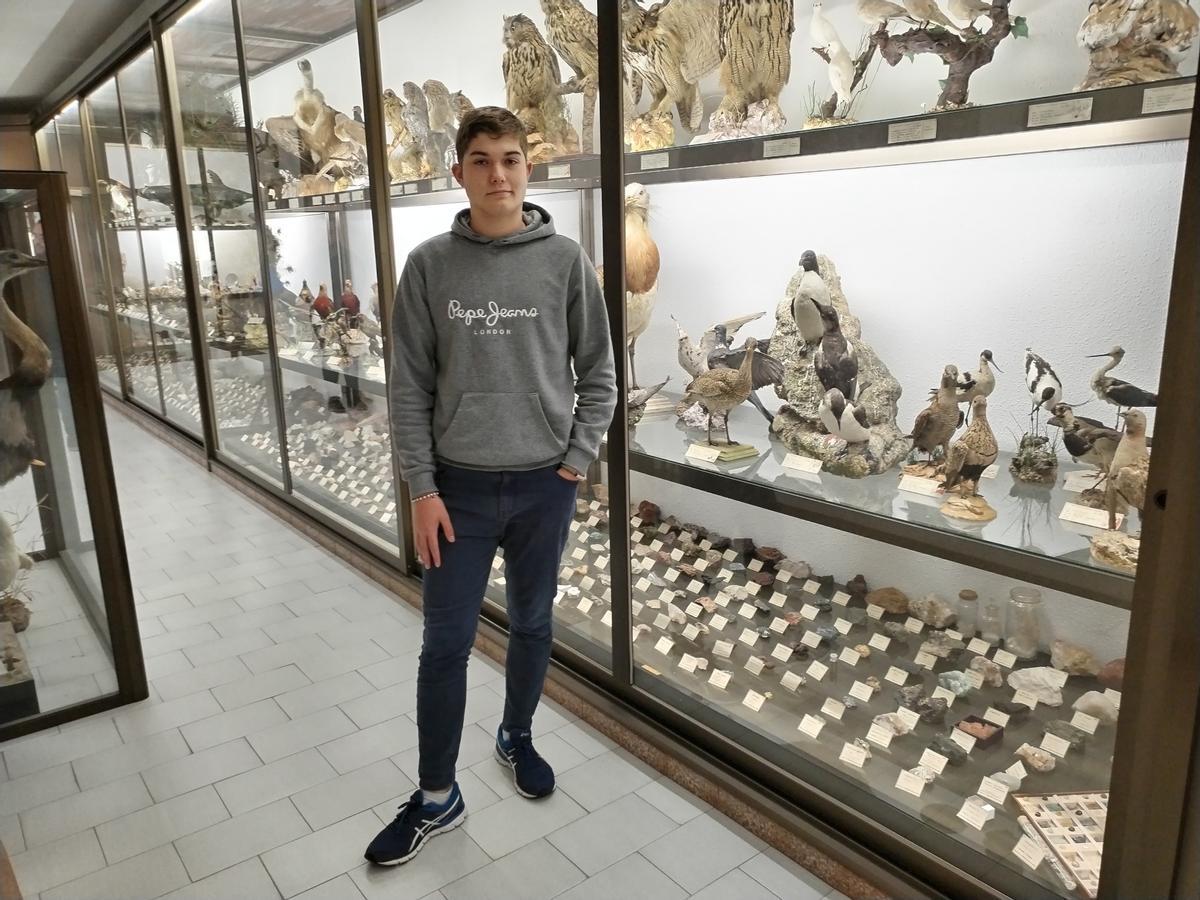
[422,79,455,134]
[623,0,721,133]
[712,0,795,128]
[502,13,578,153]
[450,90,476,126]
[541,0,599,87]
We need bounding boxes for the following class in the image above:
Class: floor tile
[159,856,282,900]
[160,598,244,632]
[212,664,312,711]
[262,810,382,898]
[547,792,676,876]
[691,867,782,900]
[153,656,254,702]
[143,738,263,803]
[10,829,107,896]
[554,852,687,900]
[552,721,616,759]
[113,690,225,742]
[216,747,337,816]
[350,826,491,900]
[554,749,654,812]
[741,849,832,900]
[358,655,419,691]
[293,873,366,900]
[278,671,374,721]
[296,639,389,683]
[462,790,586,859]
[0,764,79,817]
[3,717,122,779]
[140,622,221,658]
[265,608,351,644]
[635,776,710,825]
[182,627,275,666]
[20,773,153,849]
[175,796,310,881]
[251,706,360,764]
[96,784,229,863]
[212,603,296,638]
[145,649,196,681]
[641,813,760,894]
[339,680,417,730]
[441,838,584,900]
[319,715,419,774]
[72,729,191,790]
[292,759,412,831]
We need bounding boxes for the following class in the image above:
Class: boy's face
[452,132,531,217]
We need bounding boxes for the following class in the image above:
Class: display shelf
[621,400,1134,610]
[275,347,386,397]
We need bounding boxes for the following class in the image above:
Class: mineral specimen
[1073,690,1119,725]
[929,734,968,765]
[1050,639,1101,676]
[937,670,973,698]
[1098,657,1125,689]
[1007,667,1064,707]
[1015,743,1056,773]
[873,712,914,736]
[865,587,909,614]
[968,654,1004,687]
[911,593,958,628]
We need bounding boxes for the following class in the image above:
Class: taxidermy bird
[1050,402,1121,487]
[332,108,368,168]
[622,183,660,389]
[811,1,842,47]
[812,299,858,400]
[292,59,339,170]
[0,506,33,594]
[1024,348,1063,435]
[819,387,871,443]
[947,0,993,27]
[791,249,829,348]
[1087,345,1158,425]
[450,91,476,126]
[402,81,446,176]
[909,365,962,462]
[941,395,998,495]
[672,312,765,379]
[712,0,796,127]
[96,178,136,222]
[423,80,456,135]
[503,14,573,151]
[621,0,721,133]
[856,0,916,28]
[382,88,409,150]
[707,324,784,424]
[956,349,999,403]
[1106,409,1149,531]
[681,337,759,445]
[825,39,855,110]
[204,171,254,213]
[901,0,962,31]
[0,250,52,486]
[540,0,600,151]
[628,376,671,425]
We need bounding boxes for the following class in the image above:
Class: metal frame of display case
[0,170,148,740]
[25,0,1200,897]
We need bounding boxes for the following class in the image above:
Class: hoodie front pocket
[437,392,565,467]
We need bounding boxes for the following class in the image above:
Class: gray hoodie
[389,203,617,499]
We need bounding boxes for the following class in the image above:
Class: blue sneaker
[363,784,466,866]
[495,727,555,798]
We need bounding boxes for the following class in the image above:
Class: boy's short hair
[455,106,529,163]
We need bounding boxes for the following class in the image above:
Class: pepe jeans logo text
[447,299,538,335]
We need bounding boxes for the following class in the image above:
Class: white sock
[501,728,511,744]
[422,786,453,806]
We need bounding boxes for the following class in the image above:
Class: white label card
[839,742,869,768]
[1105,688,1122,708]
[769,592,788,608]
[839,646,862,667]
[577,598,594,614]
[1142,82,1195,114]
[904,617,925,634]
[654,637,674,656]
[800,604,820,621]
[821,698,845,720]
[710,614,730,632]
[709,669,732,689]
[682,623,701,642]
[742,689,766,712]
[978,776,1010,806]
[803,580,821,595]
[769,616,789,635]
[931,686,957,707]
[1027,96,1093,128]
[866,723,894,748]
[807,660,830,681]
[686,602,703,618]
[1060,501,1121,530]
[739,602,758,620]
[885,666,908,686]
[677,654,699,674]
[763,135,802,158]
[919,748,949,775]
[984,707,1011,727]
[869,633,892,652]
[776,569,792,583]
[896,769,926,797]
[687,578,704,593]
[967,638,992,655]
[771,643,794,663]
[1042,733,1072,758]
[914,651,937,669]
[834,618,852,635]
[601,611,613,627]
[801,630,822,649]
[1013,689,1039,710]
[1007,760,1028,781]
[888,118,938,144]
[639,151,670,170]
[572,547,586,561]
[867,604,885,620]
[799,714,825,738]
[547,162,572,179]
[895,707,921,730]
[898,474,942,496]
[654,614,670,630]
[781,670,805,691]
[744,656,765,676]
[833,590,851,606]
[849,680,874,703]
[993,650,1018,668]
[686,444,722,462]
[713,640,735,658]
[1013,835,1046,871]
[964,670,985,690]
[748,559,764,572]
[950,729,977,753]
[958,800,990,831]
[739,628,759,647]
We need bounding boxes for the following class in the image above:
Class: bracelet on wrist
[412,492,440,504]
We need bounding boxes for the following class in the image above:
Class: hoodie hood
[451,202,556,246]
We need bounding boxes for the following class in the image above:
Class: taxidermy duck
[1050,402,1120,488]
[941,395,997,495]
[707,324,783,424]
[1106,409,1149,531]
[681,337,758,445]
[909,365,962,462]
[819,387,871,443]
[1087,345,1158,426]
[671,312,764,379]
[812,298,858,400]
[791,250,828,348]
[0,250,51,486]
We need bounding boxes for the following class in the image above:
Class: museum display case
[30,0,1200,896]
[0,170,145,738]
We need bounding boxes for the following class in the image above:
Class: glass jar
[957,589,979,638]
[1005,587,1043,660]
[980,601,1004,646]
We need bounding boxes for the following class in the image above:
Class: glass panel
[378,1,613,663]
[35,124,62,172]
[0,187,117,718]
[164,0,285,484]
[56,102,121,394]
[118,49,205,439]
[85,78,165,414]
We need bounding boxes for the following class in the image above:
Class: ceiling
[0,0,153,116]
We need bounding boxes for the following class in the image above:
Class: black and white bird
[791,250,829,348]
[952,349,1000,424]
[707,325,784,424]
[672,312,764,380]
[812,298,858,400]
[1049,402,1120,488]
[819,388,871,443]
[1024,348,1062,435]
[1087,345,1158,426]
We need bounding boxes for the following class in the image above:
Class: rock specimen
[938,670,973,698]
[854,644,872,659]
[778,559,811,580]
[883,622,911,642]
[865,587,909,614]
[968,655,1004,687]
[873,712,914,736]
[846,573,868,602]
[1051,639,1101,676]
[1099,657,1125,689]
[753,546,784,568]
[1073,690,1119,725]
[929,734,969,766]
[0,595,31,633]
[1077,0,1199,90]
[920,632,965,660]
[911,594,958,629]
[1007,667,1065,707]
[769,255,909,477]
[1044,720,1090,751]
[956,719,1000,742]
[1015,742,1057,773]
[1089,530,1139,573]
[636,500,661,525]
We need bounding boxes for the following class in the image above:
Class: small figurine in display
[812,299,858,400]
[707,326,784,424]
[1086,345,1158,426]
[0,249,51,486]
[297,279,313,306]
[940,395,998,520]
[823,39,856,112]
[907,365,962,466]
[1010,348,1063,484]
[1106,409,1149,530]
[422,79,458,145]
[681,337,759,446]
[1050,402,1121,494]
[203,171,254,219]
[339,280,361,322]
[791,249,829,349]
[711,0,795,130]
[901,0,962,31]
[819,387,871,443]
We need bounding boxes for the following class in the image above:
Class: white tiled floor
[1,411,847,899]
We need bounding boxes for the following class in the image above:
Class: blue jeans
[416,464,578,790]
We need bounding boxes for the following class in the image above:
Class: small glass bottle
[1005,587,1043,660]
[980,601,1004,646]
[957,589,979,638]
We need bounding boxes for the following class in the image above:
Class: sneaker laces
[506,730,544,768]
[388,790,426,828]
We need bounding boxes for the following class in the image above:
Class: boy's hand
[413,496,455,568]
[556,467,583,482]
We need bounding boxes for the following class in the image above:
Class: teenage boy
[364,107,617,866]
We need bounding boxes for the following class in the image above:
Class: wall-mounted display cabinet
[33,1,1200,897]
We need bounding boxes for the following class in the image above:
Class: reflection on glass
[86,78,165,413]
[117,49,204,438]
[35,124,62,172]
[628,469,1125,898]
[164,0,284,483]
[0,188,116,718]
